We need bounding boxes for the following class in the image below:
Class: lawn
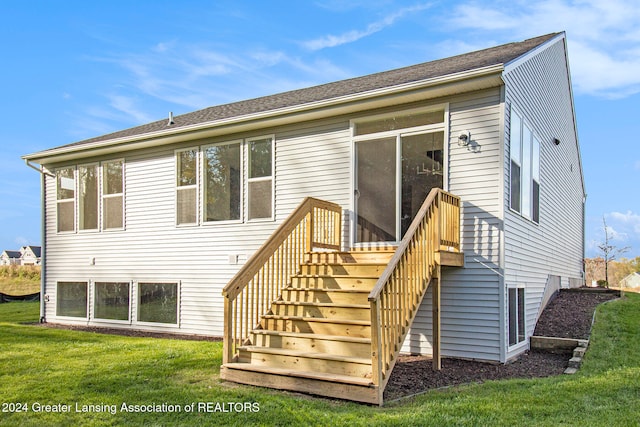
[1,295,639,426]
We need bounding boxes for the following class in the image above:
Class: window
[248,137,273,220]
[138,282,178,324]
[509,106,540,222]
[57,282,87,318]
[56,167,75,232]
[94,282,130,321]
[103,160,124,229]
[354,110,445,136]
[78,164,99,231]
[203,142,241,222]
[353,107,446,244]
[532,138,540,223]
[176,149,198,225]
[508,287,526,346]
[56,161,125,233]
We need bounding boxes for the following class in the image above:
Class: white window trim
[246,134,275,222]
[507,284,527,350]
[55,280,89,320]
[77,162,100,233]
[349,104,449,247]
[134,280,181,328]
[55,166,77,234]
[101,159,126,232]
[201,140,244,225]
[175,148,200,227]
[92,280,132,325]
[508,105,540,225]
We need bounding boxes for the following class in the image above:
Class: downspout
[24,160,52,323]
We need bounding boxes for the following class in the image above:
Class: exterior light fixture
[458,130,470,147]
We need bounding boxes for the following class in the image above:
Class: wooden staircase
[221,250,394,404]
[221,191,462,405]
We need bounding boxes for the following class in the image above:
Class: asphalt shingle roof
[40,33,560,153]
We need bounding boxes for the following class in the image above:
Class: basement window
[94,282,130,321]
[508,286,526,347]
[56,281,88,318]
[138,282,179,324]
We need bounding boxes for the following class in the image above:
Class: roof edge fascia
[24,64,504,164]
[504,32,566,74]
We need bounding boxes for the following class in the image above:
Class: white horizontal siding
[42,117,352,336]
[403,88,503,362]
[502,38,584,360]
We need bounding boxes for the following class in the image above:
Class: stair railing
[222,197,342,364]
[369,189,460,395]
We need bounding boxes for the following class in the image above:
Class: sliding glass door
[355,131,444,244]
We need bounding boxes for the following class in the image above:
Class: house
[0,250,22,266]
[619,272,640,289]
[0,246,41,266]
[23,32,585,404]
[20,246,42,265]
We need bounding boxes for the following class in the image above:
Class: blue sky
[1,0,639,258]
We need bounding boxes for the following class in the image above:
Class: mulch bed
[383,288,619,401]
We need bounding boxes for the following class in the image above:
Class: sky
[1,0,639,259]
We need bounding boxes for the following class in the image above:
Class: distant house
[20,246,42,266]
[23,32,584,404]
[0,246,42,266]
[0,250,22,266]
[619,272,640,289]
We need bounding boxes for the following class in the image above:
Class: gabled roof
[25,32,561,163]
[22,246,42,257]
[1,250,21,259]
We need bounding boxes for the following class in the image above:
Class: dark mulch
[383,288,619,401]
[36,323,221,342]
[533,289,619,339]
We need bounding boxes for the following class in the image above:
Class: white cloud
[609,211,640,234]
[107,95,154,124]
[634,160,640,170]
[446,0,640,98]
[14,236,30,247]
[302,3,432,50]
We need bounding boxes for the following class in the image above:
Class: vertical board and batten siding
[402,88,504,362]
[42,117,352,335]
[502,38,584,360]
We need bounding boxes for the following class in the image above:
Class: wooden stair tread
[238,346,371,365]
[222,363,374,387]
[272,301,369,309]
[303,262,388,266]
[261,314,371,325]
[286,287,369,293]
[252,329,371,344]
[294,274,380,279]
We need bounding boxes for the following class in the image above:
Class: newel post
[223,295,233,364]
[306,202,314,253]
[370,299,383,396]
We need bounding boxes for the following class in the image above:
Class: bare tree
[598,216,630,287]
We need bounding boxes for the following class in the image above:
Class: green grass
[1,296,640,426]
